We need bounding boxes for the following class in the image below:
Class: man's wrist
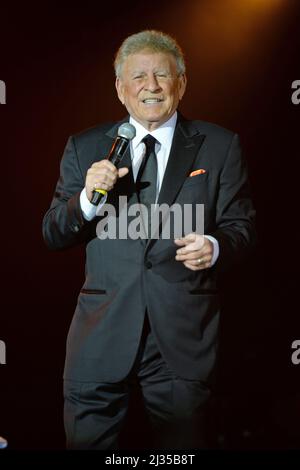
[80,188,98,221]
[204,235,219,266]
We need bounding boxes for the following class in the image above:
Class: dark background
[0,0,299,452]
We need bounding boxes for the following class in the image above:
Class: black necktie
[136,134,158,237]
[137,134,158,205]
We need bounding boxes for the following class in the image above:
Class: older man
[43,30,255,449]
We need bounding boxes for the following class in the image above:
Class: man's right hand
[85,160,129,202]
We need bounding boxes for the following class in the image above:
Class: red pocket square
[189,169,206,177]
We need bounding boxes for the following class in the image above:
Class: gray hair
[114,30,186,78]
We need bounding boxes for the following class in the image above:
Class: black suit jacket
[43,114,256,382]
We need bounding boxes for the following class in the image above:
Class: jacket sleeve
[211,133,256,272]
[42,135,91,250]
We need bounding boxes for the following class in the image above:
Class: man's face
[115,50,187,131]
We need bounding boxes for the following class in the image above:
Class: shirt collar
[130,112,177,150]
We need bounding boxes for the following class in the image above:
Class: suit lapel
[157,120,205,207]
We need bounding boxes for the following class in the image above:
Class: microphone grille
[118,122,136,141]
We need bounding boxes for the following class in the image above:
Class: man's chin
[133,113,170,130]
[145,114,170,126]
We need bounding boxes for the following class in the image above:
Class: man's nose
[144,74,161,91]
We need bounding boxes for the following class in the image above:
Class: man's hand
[174,233,214,271]
[85,160,129,201]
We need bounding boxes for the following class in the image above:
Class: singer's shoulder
[182,116,237,139]
[72,122,116,143]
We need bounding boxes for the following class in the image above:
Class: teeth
[143,98,162,103]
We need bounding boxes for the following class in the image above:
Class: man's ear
[115,77,125,105]
[179,74,187,100]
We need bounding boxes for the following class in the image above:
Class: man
[43,30,256,449]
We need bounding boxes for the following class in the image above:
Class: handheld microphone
[90,122,136,206]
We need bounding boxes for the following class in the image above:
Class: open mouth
[142,98,163,104]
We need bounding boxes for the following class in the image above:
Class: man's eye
[133,75,144,80]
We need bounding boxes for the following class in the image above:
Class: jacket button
[145,260,152,269]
